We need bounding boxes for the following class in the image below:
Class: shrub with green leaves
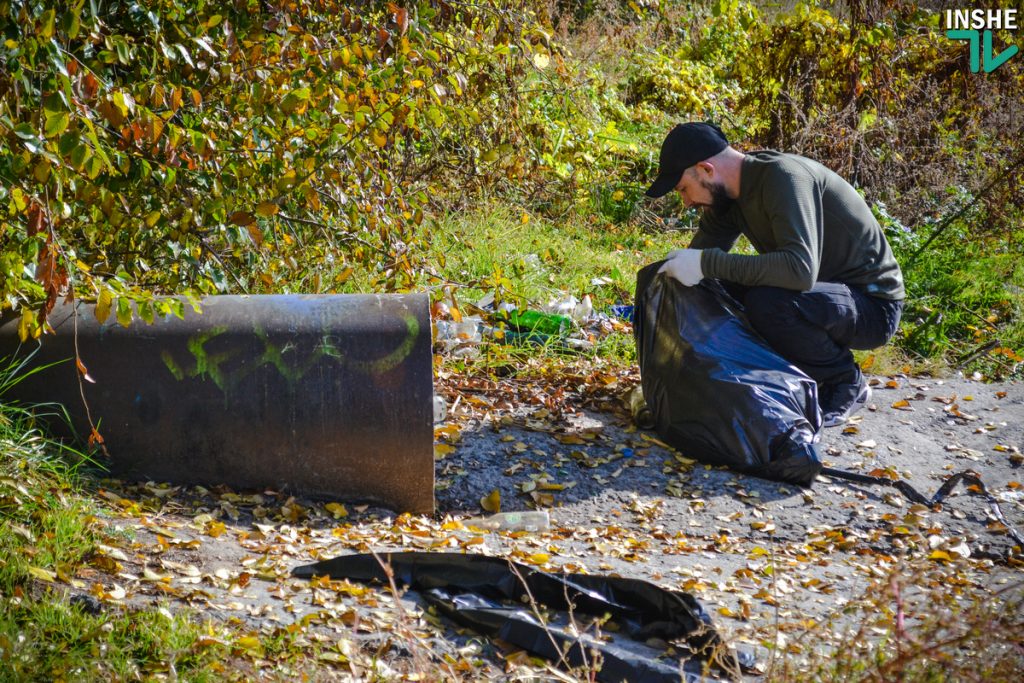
[1,0,1021,372]
[0,0,616,331]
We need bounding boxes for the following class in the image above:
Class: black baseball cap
[645,122,730,198]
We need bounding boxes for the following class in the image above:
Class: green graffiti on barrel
[161,313,421,396]
[347,314,420,375]
[161,326,237,393]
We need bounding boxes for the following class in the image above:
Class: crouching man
[646,122,904,427]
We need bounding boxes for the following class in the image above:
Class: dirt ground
[83,370,1024,680]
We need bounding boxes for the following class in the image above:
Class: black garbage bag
[294,551,751,682]
[634,262,823,486]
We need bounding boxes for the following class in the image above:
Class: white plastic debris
[462,510,550,532]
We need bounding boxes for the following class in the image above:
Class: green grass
[0,365,253,681]
[0,361,421,681]
[893,223,1024,379]
[0,600,231,682]
[330,204,680,307]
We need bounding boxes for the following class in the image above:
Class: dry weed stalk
[769,560,1024,682]
[370,549,466,682]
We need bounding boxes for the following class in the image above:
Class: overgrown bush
[2,0,1021,371]
[0,0,620,331]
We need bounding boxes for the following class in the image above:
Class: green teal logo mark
[947,29,1019,73]
[945,9,1019,73]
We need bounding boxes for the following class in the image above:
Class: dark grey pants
[724,281,904,387]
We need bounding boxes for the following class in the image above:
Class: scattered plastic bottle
[462,510,550,532]
[626,386,655,430]
[502,309,572,336]
[435,320,476,345]
[434,317,483,358]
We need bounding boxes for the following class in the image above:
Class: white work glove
[658,249,704,287]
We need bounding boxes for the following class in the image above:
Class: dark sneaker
[822,374,871,428]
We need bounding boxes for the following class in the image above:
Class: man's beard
[703,180,735,218]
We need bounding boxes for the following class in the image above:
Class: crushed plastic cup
[544,295,579,317]
[564,337,595,351]
[435,317,483,356]
[572,295,593,321]
[542,294,594,322]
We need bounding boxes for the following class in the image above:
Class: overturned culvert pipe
[0,295,434,513]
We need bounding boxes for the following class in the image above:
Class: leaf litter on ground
[39,364,1024,679]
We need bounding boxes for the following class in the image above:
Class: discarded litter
[462,510,550,531]
[541,294,593,321]
[434,317,482,344]
[499,308,573,336]
[433,395,447,423]
[625,385,656,430]
[610,304,635,322]
[431,292,620,354]
[434,316,483,357]
[292,551,750,682]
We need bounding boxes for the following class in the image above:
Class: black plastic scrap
[822,467,1024,551]
[634,263,823,486]
[292,551,750,682]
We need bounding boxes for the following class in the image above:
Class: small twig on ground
[765,537,780,680]
[507,560,600,679]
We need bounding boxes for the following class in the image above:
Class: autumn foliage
[2,0,1022,369]
[2,0,586,334]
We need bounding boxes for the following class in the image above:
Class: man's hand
[659,249,704,286]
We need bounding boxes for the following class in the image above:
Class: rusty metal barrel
[0,295,434,513]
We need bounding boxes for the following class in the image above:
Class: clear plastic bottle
[462,510,550,532]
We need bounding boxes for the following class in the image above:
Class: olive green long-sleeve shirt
[691,151,905,300]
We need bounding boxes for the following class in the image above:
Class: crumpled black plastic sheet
[822,466,1024,551]
[634,263,823,486]
[293,551,751,682]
